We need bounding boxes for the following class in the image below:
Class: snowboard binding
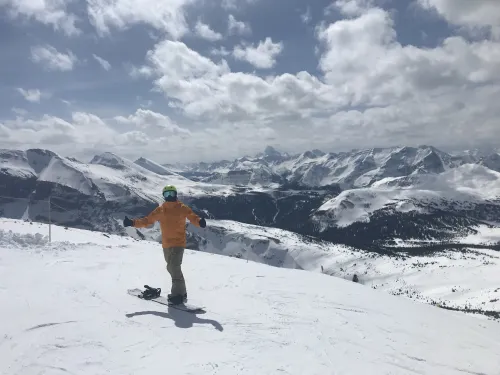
[139,285,161,300]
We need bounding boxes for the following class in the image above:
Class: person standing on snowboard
[123,185,206,305]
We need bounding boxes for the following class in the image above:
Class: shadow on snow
[125,308,224,332]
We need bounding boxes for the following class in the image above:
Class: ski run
[1,219,500,375]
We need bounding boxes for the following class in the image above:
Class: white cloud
[121,3,500,158]
[0,109,202,162]
[317,6,500,107]
[0,0,80,36]
[134,39,337,123]
[141,39,230,79]
[114,109,191,137]
[86,0,193,40]
[228,14,251,35]
[301,7,312,24]
[116,130,150,146]
[194,20,223,41]
[233,37,283,69]
[332,0,376,16]
[210,46,231,57]
[222,0,258,11]
[418,0,500,31]
[1,114,87,147]
[92,54,111,71]
[11,108,28,116]
[2,0,500,162]
[221,0,237,10]
[0,124,10,139]
[16,88,42,103]
[0,112,124,153]
[31,45,77,71]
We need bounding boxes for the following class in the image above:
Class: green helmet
[162,185,177,201]
[162,185,177,194]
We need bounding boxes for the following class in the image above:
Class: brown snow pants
[163,247,186,296]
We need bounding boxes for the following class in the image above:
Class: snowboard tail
[127,287,205,313]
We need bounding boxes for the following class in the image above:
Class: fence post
[48,196,51,243]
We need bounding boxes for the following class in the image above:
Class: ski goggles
[163,190,177,198]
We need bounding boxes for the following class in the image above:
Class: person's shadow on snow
[125,308,224,332]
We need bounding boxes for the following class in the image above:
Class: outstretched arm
[182,204,206,228]
[132,206,163,228]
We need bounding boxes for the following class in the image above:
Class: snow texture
[1,219,500,375]
[315,164,500,227]
[133,157,178,176]
[188,220,500,316]
[3,217,500,322]
[0,148,237,203]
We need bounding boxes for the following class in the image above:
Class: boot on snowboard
[139,285,161,300]
[168,293,187,305]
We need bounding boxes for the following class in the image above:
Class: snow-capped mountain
[176,145,476,189]
[1,146,499,248]
[176,145,500,189]
[311,164,500,245]
[164,145,500,245]
[0,148,235,234]
[479,152,500,172]
[279,145,466,189]
[173,146,288,186]
[0,147,334,233]
[1,147,500,319]
[132,156,179,176]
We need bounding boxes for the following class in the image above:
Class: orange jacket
[132,201,201,248]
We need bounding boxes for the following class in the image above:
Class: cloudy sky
[1,0,500,163]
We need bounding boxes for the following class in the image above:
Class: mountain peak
[134,156,176,176]
[264,146,281,157]
[90,152,127,170]
[26,148,57,158]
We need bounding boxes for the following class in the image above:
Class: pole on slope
[48,196,51,243]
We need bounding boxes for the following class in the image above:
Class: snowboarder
[123,185,206,305]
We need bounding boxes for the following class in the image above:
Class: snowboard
[127,288,205,313]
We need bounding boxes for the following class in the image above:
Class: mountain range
[1,145,500,318]
[170,145,500,188]
[1,145,499,249]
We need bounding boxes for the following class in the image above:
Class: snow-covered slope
[479,152,500,172]
[2,146,500,248]
[87,152,224,201]
[0,148,240,234]
[0,148,233,201]
[0,148,335,247]
[201,166,281,187]
[178,145,500,190]
[314,164,500,229]
[277,146,455,189]
[105,217,500,318]
[177,146,287,187]
[133,156,179,176]
[10,213,493,319]
[1,219,500,375]
[180,145,476,189]
[0,149,39,179]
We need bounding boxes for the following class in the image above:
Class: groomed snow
[3,218,500,317]
[1,219,500,374]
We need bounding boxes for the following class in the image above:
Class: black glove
[199,218,206,228]
[123,216,133,227]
